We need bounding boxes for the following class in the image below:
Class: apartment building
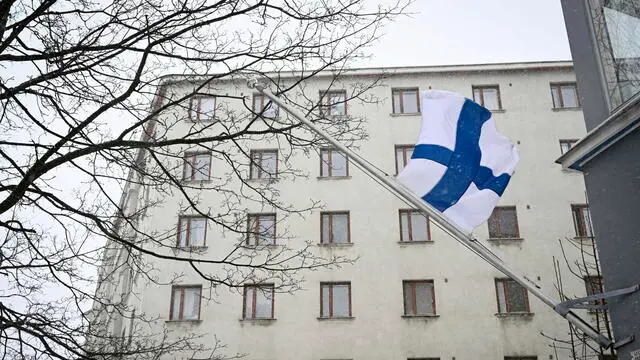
[92,61,602,360]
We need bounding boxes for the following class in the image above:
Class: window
[320,149,349,177]
[392,88,420,114]
[247,213,276,245]
[551,83,580,108]
[559,139,578,154]
[182,152,211,181]
[572,204,593,238]
[169,285,202,321]
[399,209,430,242]
[243,284,274,319]
[403,280,436,316]
[250,150,277,179]
[488,206,519,239]
[320,282,351,318]
[472,85,502,110]
[395,145,413,174]
[320,212,350,244]
[319,90,347,116]
[584,275,605,305]
[495,278,530,313]
[189,96,216,121]
[252,93,278,118]
[177,216,206,247]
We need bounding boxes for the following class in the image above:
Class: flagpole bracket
[555,284,639,315]
[614,334,635,349]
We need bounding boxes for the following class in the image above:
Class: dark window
[551,83,580,108]
[399,209,430,242]
[247,213,276,246]
[395,145,414,173]
[472,85,502,110]
[252,93,278,118]
[572,204,593,238]
[320,212,350,244]
[584,275,605,306]
[320,282,351,318]
[403,280,436,316]
[243,284,274,319]
[495,278,530,313]
[189,96,216,121]
[392,88,420,114]
[560,139,578,154]
[488,206,520,239]
[177,216,206,247]
[320,90,347,116]
[320,149,349,177]
[250,150,278,179]
[182,152,211,181]
[170,285,202,321]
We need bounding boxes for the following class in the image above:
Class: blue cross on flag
[397,90,519,233]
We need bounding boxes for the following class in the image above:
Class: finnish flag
[397,90,519,233]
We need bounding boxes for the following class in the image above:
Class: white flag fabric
[397,90,519,233]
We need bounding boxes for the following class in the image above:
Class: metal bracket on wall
[554,284,639,314]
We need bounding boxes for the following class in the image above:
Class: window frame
[169,285,202,321]
[319,148,349,178]
[252,93,279,118]
[177,216,207,248]
[571,204,593,238]
[550,82,580,109]
[242,284,275,319]
[559,139,579,155]
[246,213,277,246]
[320,211,351,245]
[398,209,431,242]
[319,282,352,318]
[495,278,530,313]
[402,280,436,316]
[188,95,216,122]
[249,149,278,179]
[182,151,212,181]
[395,144,414,174]
[319,89,348,116]
[391,87,421,114]
[488,206,520,239]
[504,357,537,360]
[472,85,502,110]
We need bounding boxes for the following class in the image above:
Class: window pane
[193,155,210,180]
[415,282,434,315]
[199,97,216,120]
[403,282,414,314]
[482,88,499,110]
[331,214,348,243]
[560,141,571,154]
[321,285,330,317]
[331,152,347,176]
[473,88,482,103]
[330,93,345,115]
[488,210,500,238]
[551,86,562,108]
[258,216,275,245]
[245,288,254,318]
[178,218,187,247]
[189,218,206,246]
[171,288,181,319]
[252,95,263,113]
[410,212,428,241]
[321,214,331,244]
[261,152,277,177]
[263,101,278,118]
[400,212,410,242]
[402,90,418,113]
[183,288,200,320]
[498,209,518,237]
[396,148,406,172]
[393,91,402,113]
[496,281,507,313]
[321,151,330,177]
[561,86,578,108]
[183,157,193,180]
[583,208,593,237]
[332,285,349,317]
[505,281,527,312]
[254,287,273,318]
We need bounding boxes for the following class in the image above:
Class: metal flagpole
[248,81,613,348]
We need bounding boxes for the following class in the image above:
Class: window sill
[239,318,277,324]
[561,168,582,174]
[173,246,209,252]
[495,312,534,318]
[487,237,524,243]
[181,179,213,184]
[491,109,506,113]
[573,236,595,242]
[317,176,352,180]
[241,244,281,249]
[401,314,440,319]
[165,319,202,324]
[246,177,279,183]
[390,112,421,117]
[317,316,355,321]
[317,243,353,247]
[552,107,582,112]
[397,240,434,245]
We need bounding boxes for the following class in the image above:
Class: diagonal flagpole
[248,81,613,348]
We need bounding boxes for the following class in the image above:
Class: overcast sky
[362,0,572,67]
